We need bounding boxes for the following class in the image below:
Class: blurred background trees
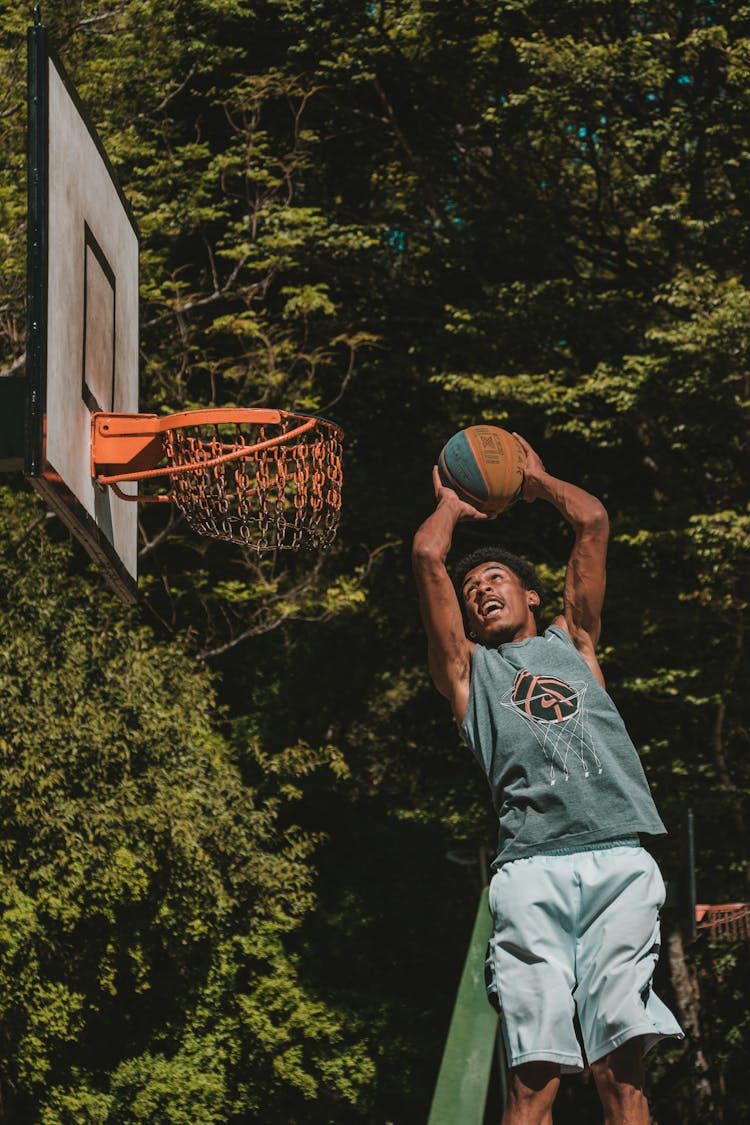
[0,1,748,1121]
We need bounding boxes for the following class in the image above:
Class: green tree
[0,486,373,1123]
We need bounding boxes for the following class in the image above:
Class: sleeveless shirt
[460,625,666,864]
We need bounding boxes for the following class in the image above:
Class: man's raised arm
[515,434,609,682]
[412,469,485,722]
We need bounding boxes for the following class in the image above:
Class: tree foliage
[0,489,372,1123]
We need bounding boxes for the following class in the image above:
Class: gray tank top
[460,625,666,864]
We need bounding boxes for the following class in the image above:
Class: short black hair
[453,546,544,626]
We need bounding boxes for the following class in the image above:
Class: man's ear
[528,591,540,608]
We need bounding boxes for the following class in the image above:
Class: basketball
[438,425,526,515]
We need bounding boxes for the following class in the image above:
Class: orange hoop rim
[89,406,344,548]
[96,417,319,486]
[694,902,750,943]
[92,407,342,489]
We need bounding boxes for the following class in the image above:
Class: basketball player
[412,434,682,1125]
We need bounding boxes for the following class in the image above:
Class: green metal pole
[428,887,501,1125]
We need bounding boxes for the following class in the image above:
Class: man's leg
[590,1036,650,1125]
[502,1061,560,1125]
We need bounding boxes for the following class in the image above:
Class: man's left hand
[513,433,547,502]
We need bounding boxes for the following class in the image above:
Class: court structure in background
[0,17,343,604]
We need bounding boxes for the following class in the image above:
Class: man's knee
[591,1037,650,1122]
[504,1061,560,1123]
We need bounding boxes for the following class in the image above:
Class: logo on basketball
[479,432,501,463]
[508,670,580,724]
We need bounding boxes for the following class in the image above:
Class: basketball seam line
[438,456,486,505]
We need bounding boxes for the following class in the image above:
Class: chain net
[162,414,343,550]
[695,903,750,942]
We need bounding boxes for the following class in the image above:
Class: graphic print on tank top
[500,669,603,785]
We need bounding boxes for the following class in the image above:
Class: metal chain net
[162,416,343,550]
[696,903,750,942]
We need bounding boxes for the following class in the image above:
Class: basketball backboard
[25,23,139,602]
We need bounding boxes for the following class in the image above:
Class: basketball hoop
[91,407,343,551]
[695,903,750,943]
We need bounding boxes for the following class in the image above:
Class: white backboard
[27,26,139,601]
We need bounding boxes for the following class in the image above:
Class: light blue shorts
[485,845,684,1072]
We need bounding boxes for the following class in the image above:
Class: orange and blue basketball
[438,425,526,514]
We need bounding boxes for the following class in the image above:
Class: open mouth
[479,599,504,620]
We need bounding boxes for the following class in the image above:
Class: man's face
[461,562,539,646]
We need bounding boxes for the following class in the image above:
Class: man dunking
[412,434,683,1125]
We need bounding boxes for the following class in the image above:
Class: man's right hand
[431,466,490,522]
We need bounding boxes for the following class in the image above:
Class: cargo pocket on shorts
[484,936,501,1015]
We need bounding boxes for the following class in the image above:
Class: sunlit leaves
[0,486,373,1120]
